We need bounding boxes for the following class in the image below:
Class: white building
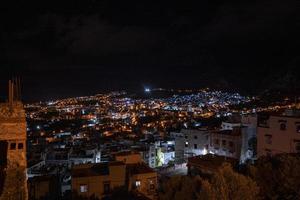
[257,109,300,157]
[171,114,257,164]
[171,128,210,163]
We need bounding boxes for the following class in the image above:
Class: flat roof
[188,154,237,170]
[127,163,156,175]
[113,151,140,157]
[211,129,241,136]
[72,162,125,178]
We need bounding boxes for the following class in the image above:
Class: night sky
[0,0,299,101]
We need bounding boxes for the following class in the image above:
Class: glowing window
[136,180,141,187]
[185,141,189,147]
[80,185,88,193]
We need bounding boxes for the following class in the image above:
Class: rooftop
[127,163,156,175]
[188,154,238,170]
[72,162,125,178]
[28,175,56,183]
[212,128,242,136]
[113,151,140,157]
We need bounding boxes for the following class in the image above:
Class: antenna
[10,77,22,102]
[15,77,21,101]
[13,77,18,101]
[8,80,14,108]
[18,76,22,101]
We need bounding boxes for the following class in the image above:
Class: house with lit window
[257,109,300,157]
[127,163,158,200]
[71,159,158,199]
[171,128,210,162]
[71,162,126,199]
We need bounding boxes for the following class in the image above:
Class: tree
[103,186,134,200]
[196,179,216,200]
[209,163,259,200]
[248,154,300,199]
[159,176,200,200]
[159,163,259,200]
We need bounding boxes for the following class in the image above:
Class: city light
[145,88,151,93]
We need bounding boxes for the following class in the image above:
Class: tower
[0,79,28,200]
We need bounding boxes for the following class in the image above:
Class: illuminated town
[1,0,299,199]
[8,87,294,199]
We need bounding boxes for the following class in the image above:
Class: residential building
[209,128,242,159]
[72,161,158,200]
[0,80,28,200]
[72,162,126,199]
[257,109,300,157]
[171,128,210,162]
[127,163,158,200]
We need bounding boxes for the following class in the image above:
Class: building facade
[209,129,242,160]
[0,80,28,200]
[257,110,300,157]
[171,128,210,162]
[72,162,126,199]
[72,161,158,199]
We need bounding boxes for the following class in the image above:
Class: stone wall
[0,102,28,200]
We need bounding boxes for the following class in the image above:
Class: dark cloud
[0,0,299,101]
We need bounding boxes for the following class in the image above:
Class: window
[185,135,188,139]
[80,185,88,193]
[194,144,198,149]
[185,141,189,148]
[297,125,300,133]
[18,143,24,149]
[265,135,272,144]
[265,149,272,157]
[150,184,155,190]
[295,142,300,153]
[214,139,219,145]
[10,143,16,150]
[103,182,110,194]
[194,135,198,139]
[148,179,155,192]
[222,140,227,146]
[229,141,234,147]
[280,123,287,131]
[135,180,141,187]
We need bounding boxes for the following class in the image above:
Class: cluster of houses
[27,108,300,200]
